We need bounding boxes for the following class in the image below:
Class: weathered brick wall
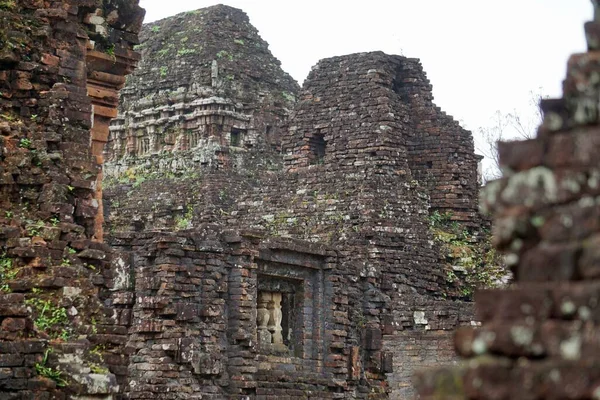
[0,0,142,398]
[242,53,477,398]
[415,7,600,400]
[280,53,480,225]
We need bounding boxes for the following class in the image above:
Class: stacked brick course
[415,6,600,400]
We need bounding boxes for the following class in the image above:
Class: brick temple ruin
[0,2,524,400]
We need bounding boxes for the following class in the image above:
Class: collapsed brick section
[415,7,600,400]
[0,0,143,398]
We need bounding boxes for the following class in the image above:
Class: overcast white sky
[139,0,591,173]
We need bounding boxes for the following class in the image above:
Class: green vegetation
[26,220,44,237]
[177,48,196,56]
[18,138,32,148]
[25,291,70,339]
[429,211,505,299]
[174,205,194,230]
[159,66,168,78]
[151,25,160,33]
[90,363,109,374]
[216,50,233,61]
[234,39,245,45]
[105,44,116,63]
[0,253,16,292]
[0,0,16,11]
[157,48,169,58]
[87,344,110,373]
[35,349,67,387]
[282,91,296,102]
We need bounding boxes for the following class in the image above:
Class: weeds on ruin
[88,344,109,374]
[177,48,196,56]
[25,290,70,339]
[174,205,194,230]
[0,0,16,11]
[26,220,44,237]
[429,211,506,299]
[89,363,109,374]
[216,50,233,61]
[0,252,16,292]
[35,349,68,387]
[160,66,168,77]
[18,138,32,148]
[282,91,295,102]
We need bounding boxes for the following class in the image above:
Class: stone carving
[259,290,286,349]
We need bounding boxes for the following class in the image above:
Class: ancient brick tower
[415,5,600,400]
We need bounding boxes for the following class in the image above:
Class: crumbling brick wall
[415,6,600,400]
[0,0,142,398]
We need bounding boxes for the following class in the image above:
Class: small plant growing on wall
[25,289,70,339]
[0,252,16,292]
[35,349,68,387]
[160,66,168,78]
